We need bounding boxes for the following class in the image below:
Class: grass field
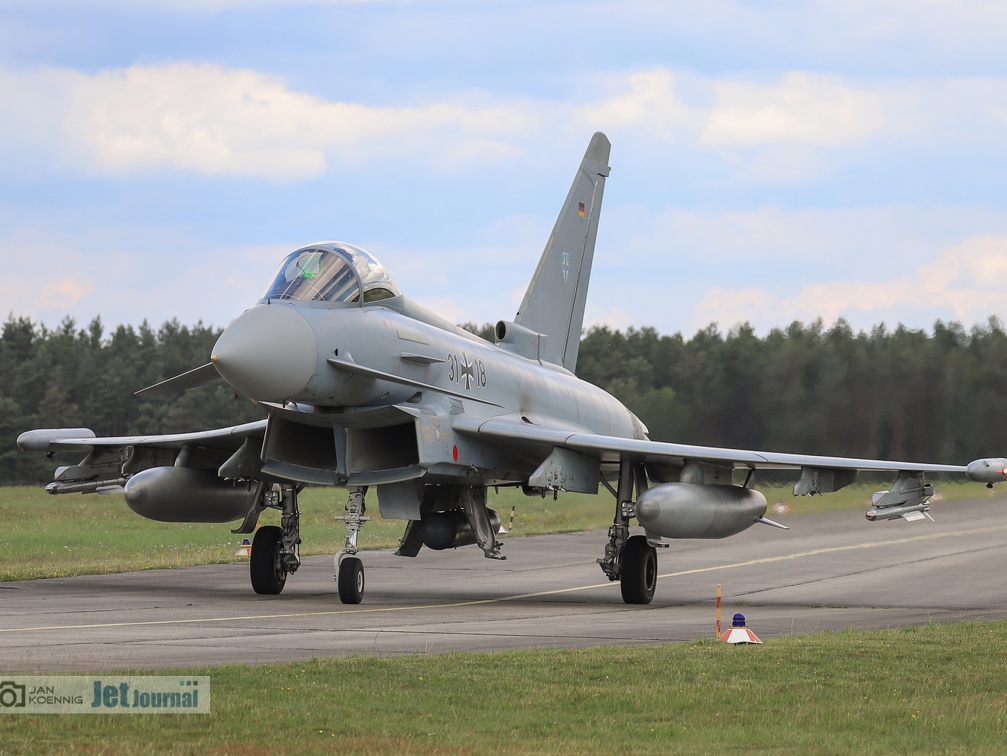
[0,479,997,581]
[0,484,611,581]
[2,621,1006,753]
[2,481,1005,752]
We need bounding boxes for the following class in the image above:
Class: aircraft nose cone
[211,304,317,401]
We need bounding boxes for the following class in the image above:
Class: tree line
[0,316,264,484]
[3,314,1007,485]
[575,318,1007,467]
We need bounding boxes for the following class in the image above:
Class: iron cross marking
[460,353,475,390]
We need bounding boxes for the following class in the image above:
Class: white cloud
[584,303,635,333]
[1,275,94,321]
[578,70,699,142]
[1,63,537,180]
[689,234,1007,332]
[41,277,95,309]
[0,221,286,328]
[0,229,94,320]
[579,69,892,154]
[619,202,1007,276]
[702,73,885,148]
[4,60,1007,186]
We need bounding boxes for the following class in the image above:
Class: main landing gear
[240,483,369,604]
[597,461,661,604]
[241,472,658,605]
[247,484,302,595]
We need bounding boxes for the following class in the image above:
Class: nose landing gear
[334,486,369,604]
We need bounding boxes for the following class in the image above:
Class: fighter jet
[18,133,1007,605]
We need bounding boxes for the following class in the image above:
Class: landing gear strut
[598,462,658,605]
[249,484,301,595]
[460,486,506,560]
[334,486,369,604]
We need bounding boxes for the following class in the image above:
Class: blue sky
[3,0,1007,337]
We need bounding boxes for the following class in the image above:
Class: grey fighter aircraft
[18,133,1007,605]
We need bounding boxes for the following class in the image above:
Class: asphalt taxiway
[2,496,1007,671]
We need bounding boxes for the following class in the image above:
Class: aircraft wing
[452,415,968,483]
[18,420,267,453]
[17,421,269,496]
[453,413,1007,534]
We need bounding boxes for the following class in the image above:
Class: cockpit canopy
[260,243,401,305]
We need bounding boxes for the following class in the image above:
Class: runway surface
[3,496,1007,671]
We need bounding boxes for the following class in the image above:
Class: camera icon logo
[0,681,26,708]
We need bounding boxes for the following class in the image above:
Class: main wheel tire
[620,534,657,605]
[337,556,365,604]
[250,526,286,595]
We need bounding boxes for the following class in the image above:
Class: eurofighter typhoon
[19,134,1007,604]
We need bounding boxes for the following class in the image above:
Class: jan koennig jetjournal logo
[0,676,210,714]
[0,681,27,709]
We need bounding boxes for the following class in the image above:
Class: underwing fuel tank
[123,467,255,523]
[635,483,768,539]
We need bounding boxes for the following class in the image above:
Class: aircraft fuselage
[210,297,646,490]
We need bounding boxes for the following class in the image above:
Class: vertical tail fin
[514,132,610,372]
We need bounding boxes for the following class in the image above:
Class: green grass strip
[2,621,1006,753]
[0,481,997,581]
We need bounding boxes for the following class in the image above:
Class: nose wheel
[334,486,369,604]
[337,556,364,604]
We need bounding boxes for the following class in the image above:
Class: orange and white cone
[720,613,762,644]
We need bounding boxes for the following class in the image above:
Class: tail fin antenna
[514,132,611,372]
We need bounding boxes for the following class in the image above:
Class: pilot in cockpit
[261,243,400,305]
